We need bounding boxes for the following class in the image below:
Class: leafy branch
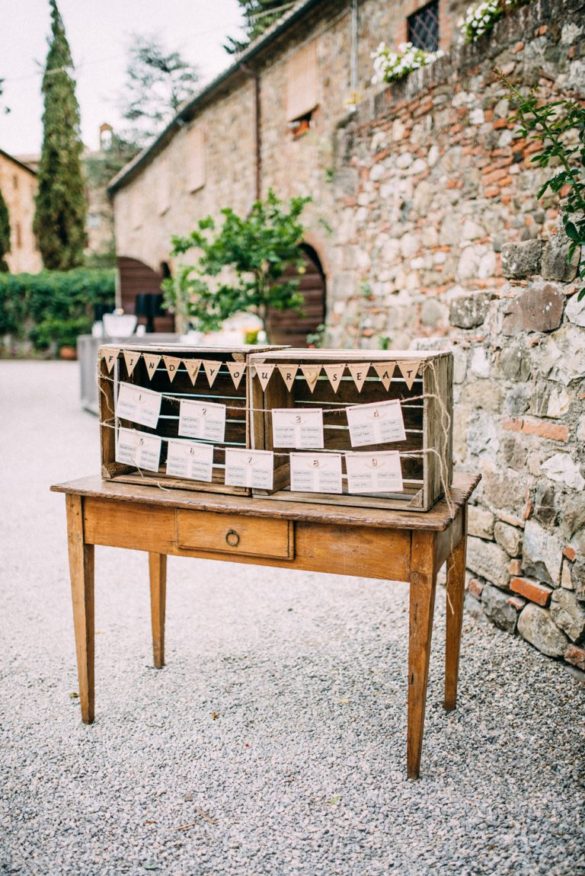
[163,190,310,334]
[502,75,585,298]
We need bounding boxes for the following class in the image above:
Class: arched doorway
[267,243,326,346]
[117,256,175,332]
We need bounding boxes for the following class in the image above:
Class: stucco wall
[0,154,42,274]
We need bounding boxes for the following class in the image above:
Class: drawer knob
[225,529,240,548]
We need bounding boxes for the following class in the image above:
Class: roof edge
[107,0,325,196]
[0,148,38,177]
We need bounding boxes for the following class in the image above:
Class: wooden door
[267,244,326,346]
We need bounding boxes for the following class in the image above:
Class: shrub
[0,268,115,352]
[371,42,444,85]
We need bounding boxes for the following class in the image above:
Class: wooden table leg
[66,494,95,724]
[407,531,437,779]
[149,553,167,669]
[445,506,467,712]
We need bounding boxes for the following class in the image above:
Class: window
[286,41,318,125]
[13,174,19,190]
[407,0,440,52]
[187,126,205,193]
[15,223,22,248]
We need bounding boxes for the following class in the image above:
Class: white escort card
[116,382,162,429]
[224,448,274,489]
[290,453,342,493]
[346,399,406,447]
[345,451,404,494]
[166,439,214,482]
[178,399,226,443]
[272,408,324,449]
[116,427,162,472]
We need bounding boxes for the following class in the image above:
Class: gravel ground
[0,361,584,876]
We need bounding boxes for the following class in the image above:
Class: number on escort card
[116,382,162,429]
[178,399,227,443]
[346,399,406,447]
[272,408,324,449]
[289,453,342,493]
[166,439,214,482]
[224,448,274,490]
[345,451,404,494]
[115,427,162,472]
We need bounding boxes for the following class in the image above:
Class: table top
[51,472,480,532]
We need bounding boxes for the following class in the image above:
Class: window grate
[407,0,440,53]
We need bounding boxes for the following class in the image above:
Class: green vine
[503,77,585,298]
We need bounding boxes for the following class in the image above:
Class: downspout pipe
[240,62,262,201]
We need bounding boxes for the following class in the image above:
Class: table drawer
[176,511,294,560]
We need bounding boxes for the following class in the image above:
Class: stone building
[109,0,585,666]
[0,148,42,274]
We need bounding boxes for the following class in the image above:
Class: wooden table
[51,472,479,779]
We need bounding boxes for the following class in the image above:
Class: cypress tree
[0,188,10,272]
[33,0,87,270]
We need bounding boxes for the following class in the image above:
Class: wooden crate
[99,344,282,495]
[248,349,453,511]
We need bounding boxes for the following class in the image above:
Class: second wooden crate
[248,349,453,511]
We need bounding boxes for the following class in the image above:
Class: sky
[0,0,245,156]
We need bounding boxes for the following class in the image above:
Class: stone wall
[328,0,585,668]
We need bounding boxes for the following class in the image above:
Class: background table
[52,472,479,779]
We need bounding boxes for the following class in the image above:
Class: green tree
[164,190,310,335]
[33,0,87,270]
[225,1,292,53]
[119,35,200,147]
[0,188,10,272]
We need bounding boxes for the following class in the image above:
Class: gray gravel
[1,361,584,876]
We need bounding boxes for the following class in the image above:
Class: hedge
[0,268,115,351]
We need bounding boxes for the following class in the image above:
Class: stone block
[565,293,585,328]
[550,590,585,642]
[533,483,558,527]
[467,537,510,590]
[541,237,579,282]
[564,644,585,672]
[467,577,484,599]
[502,284,564,335]
[449,292,491,329]
[541,453,585,491]
[497,341,531,382]
[522,520,563,586]
[495,521,522,556]
[517,604,569,658]
[482,470,529,514]
[573,559,585,601]
[468,506,495,540]
[510,576,552,606]
[501,240,543,278]
[481,583,518,633]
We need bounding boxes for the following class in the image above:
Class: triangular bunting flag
[373,361,396,391]
[184,359,201,385]
[227,361,246,390]
[255,363,275,392]
[143,353,161,380]
[102,348,118,373]
[202,359,221,388]
[398,360,421,391]
[348,362,370,393]
[277,364,298,392]
[300,364,321,393]
[163,355,182,383]
[323,364,344,393]
[123,350,140,377]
